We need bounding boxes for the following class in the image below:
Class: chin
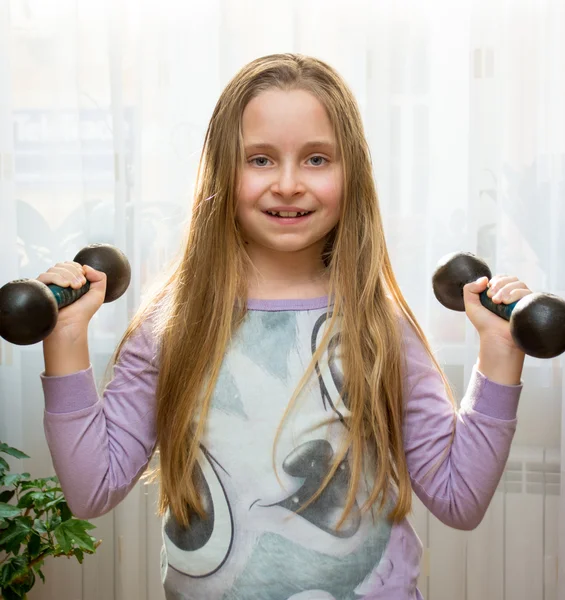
[267,241,321,254]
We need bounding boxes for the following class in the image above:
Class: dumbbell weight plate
[432,251,492,312]
[73,244,131,303]
[0,243,131,346]
[0,280,59,345]
[511,292,565,359]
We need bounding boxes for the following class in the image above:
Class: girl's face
[236,88,343,263]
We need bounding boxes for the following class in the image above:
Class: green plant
[0,442,100,600]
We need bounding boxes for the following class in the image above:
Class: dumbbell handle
[48,282,91,309]
[479,291,518,321]
[433,251,565,359]
[0,244,131,346]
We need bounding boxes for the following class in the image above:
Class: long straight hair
[111,53,455,527]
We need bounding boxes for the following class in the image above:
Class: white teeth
[266,210,310,217]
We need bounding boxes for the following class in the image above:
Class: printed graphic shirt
[41,296,522,599]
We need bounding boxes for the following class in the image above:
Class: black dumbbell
[432,251,565,359]
[0,244,131,346]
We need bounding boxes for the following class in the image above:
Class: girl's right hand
[36,262,107,337]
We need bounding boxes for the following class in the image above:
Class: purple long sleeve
[40,303,523,598]
[41,321,160,518]
[41,311,520,529]
[401,319,520,530]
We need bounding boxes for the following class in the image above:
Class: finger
[59,264,87,286]
[64,261,87,277]
[49,265,85,285]
[486,275,518,297]
[62,261,87,282]
[495,287,532,305]
[491,280,530,304]
[49,262,86,285]
[37,268,86,289]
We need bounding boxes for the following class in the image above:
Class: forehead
[241,89,335,147]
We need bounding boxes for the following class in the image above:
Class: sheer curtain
[0,0,563,598]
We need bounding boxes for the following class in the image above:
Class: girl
[39,54,529,600]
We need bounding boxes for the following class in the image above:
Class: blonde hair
[111,53,455,528]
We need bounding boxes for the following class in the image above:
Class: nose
[270,162,305,197]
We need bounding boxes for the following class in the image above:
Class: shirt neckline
[246,296,331,311]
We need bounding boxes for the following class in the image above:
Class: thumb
[83,264,106,283]
[463,276,489,307]
[83,265,108,296]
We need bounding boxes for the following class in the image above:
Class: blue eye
[250,157,270,167]
[249,156,327,167]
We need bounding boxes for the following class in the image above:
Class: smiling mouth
[264,210,313,218]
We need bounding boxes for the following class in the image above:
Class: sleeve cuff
[461,366,522,421]
[40,365,100,414]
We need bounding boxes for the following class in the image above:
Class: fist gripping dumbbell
[432,251,565,359]
[0,244,131,346]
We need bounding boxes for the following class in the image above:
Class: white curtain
[1,0,564,598]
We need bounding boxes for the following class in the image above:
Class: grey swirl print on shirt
[161,309,395,599]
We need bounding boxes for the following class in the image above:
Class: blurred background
[0,0,564,598]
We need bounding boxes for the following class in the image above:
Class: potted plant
[0,441,100,600]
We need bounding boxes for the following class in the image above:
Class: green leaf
[32,559,45,572]
[3,473,29,487]
[0,560,11,585]
[46,493,64,505]
[0,456,9,471]
[0,443,29,460]
[46,514,61,532]
[58,501,73,522]
[0,586,23,600]
[2,540,22,557]
[33,518,48,534]
[42,493,65,511]
[20,482,43,492]
[0,554,28,587]
[0,502,22,518]
[54,519,96,553]
[0,490,16,504]
[70,519,96,533]
[5,571,35,595]
[53,523,72,553]
[2,587,28,600]
[16,489,58,510]
[20,476,58,491]
[27,532,42,558]
[31,492,49,502]
[22,491,54,511]
[73,547,85,563]
[16,491,36,509]
[0,517,33,553]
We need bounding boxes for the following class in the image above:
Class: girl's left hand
[462,275,532,351]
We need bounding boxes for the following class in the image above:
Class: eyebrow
[244,140,336,152]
